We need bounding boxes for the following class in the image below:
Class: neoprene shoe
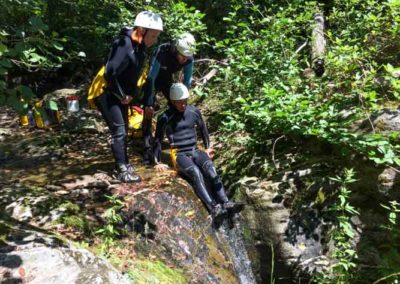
[116,164,141,183]
[211,204,227,219]
[223,201,245,214]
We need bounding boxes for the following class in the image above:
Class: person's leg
[193,150,229,203]
[142,114,153,165]
[176,153,222,215]
[160,84,172,107]
[142,83,164,165]
[194,150,244,214]
[95,94,141,182]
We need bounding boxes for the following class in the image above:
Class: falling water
[216,216,257,284]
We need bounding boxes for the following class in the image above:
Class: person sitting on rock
[152,83,244,222]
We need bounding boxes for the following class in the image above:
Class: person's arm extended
[183,60,193,88]
[195,107,210,149]
[105,37,131,100]
[143,56,161,107]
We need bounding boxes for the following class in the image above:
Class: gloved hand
[121,95,133,105]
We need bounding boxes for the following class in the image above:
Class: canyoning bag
[34,100,61,128]
[87,65,107,109]
[128,106,144,138]
[20,100,60,128]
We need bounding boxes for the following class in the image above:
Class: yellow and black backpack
[87,65,107,109]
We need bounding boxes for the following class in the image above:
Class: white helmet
[175,33,196,57]
[134,11,163,31]
[170,83,189,100]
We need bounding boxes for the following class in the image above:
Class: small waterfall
[216,216,257,284]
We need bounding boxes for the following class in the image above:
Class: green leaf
[53,42,63,51]
[46,100,58,111]
[393,157,400,166]
[0,43,8,56]
[0,67,7,76]
[7,90,26,114]
[29,16,48,31]
[0,58,12,68]
[18,85,35,101]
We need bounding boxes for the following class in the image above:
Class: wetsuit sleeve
[153,113,168,164]
[195,107,210,149]
[143,51,161,106]
[105,37,132,99]
[183,60,193,88]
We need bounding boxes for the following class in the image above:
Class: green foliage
[378,201,400,283]
[0,0,209,114]
[159,1,207,44]
[314,168,359,283]
[0,0,66,111]
[126,258,187,284]
[57,201,92,234]
[96,195,125,254]
[213,0,400,168]
[62,216,87,232]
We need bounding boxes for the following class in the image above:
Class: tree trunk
[311,13,326,77]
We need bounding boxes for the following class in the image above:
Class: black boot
[210,204,227,228]
[223,201,245,214]
[210,204,224,218]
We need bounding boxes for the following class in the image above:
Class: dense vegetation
[1,0,400,283]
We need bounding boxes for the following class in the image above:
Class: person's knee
[112,124,127,143]
[182,166,203,182]
[202,160,221,184]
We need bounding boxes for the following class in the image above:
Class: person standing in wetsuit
[94,11,163,183]
[141,33,196,164]
[153,83,244,221]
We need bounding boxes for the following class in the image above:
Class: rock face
[238,175,330,283]
[0,219,129,284]
[221,141,399,283]
[370,109,400,132]
[114,174,244,283]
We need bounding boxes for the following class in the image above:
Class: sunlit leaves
[214,0,400,168]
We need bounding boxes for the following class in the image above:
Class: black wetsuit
[154,105,229,211]
[142,43,193,158]
[94,28,146,165]
[143,42,193,106]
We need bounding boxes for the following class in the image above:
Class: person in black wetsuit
[94,11,163,183]
[153,83,244,221]
[141,33,196,164]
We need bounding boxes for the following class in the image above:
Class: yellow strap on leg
[170,148,178,171]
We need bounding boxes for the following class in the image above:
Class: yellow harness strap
[137,61,150,88]
[170,147,178,171]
